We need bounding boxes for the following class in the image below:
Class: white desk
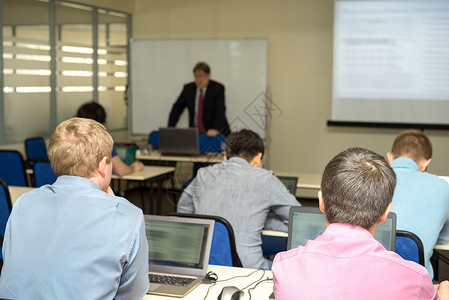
[111,166,175,181]
[111,166,175,214]
[137,151,223,164]
[9,186,35,204]
[142,265,273,300]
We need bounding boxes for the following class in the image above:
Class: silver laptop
[287,206,396,251]
[159,127,200,156]
[145,215,214,298]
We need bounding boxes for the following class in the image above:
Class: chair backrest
[0,150,28,187]
[199,134,225,153]
[33,161,57,187]
[395,230,425,266]
[168,212,242,267]
[148,131,159,147]
[0,179,12,261]
[24,137,48,160]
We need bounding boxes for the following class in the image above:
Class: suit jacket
[168,80,230,136]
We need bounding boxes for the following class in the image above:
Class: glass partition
[97,9,128,131]
[2,0,50,142]
[0,0,131,143]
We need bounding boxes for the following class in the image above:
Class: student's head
[48,117,113,178]
[76,102,106,124]
[320,147,396,230]
[388,130,432,169]
[193,62,211,89]
[225,129,264,166]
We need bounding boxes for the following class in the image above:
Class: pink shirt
[272,223,439,300]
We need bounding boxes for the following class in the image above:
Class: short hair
[193,62,210,74]
[321,147,396,230]
[48,117,113,178]
[225,129,264,162]
[391,130,432,162]
[76,102,106,124]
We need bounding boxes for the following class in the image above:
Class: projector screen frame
[327,120,449,131]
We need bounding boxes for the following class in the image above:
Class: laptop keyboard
[149,273,196,287]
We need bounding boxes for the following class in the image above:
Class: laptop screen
[287,207,396,251]
[144,215,214,275]
[158,127,199,156]
[277,176,298,195]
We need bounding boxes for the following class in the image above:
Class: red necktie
[197,89,205,134]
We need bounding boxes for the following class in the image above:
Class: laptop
[145,215,214,297]
[159,127,200,156]
[277,176,298,195]
[287,206,396,251]
[114,143,137,164]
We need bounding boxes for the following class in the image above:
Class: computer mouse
[217,286,244,300]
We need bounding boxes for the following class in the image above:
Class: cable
[202,269,265,300]
[247,278,273,300]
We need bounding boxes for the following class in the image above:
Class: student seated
[272,147,449,300]
[77,102,144,176]
[0,118,148,299]
[387,130,449,279]
[177,129,300,269]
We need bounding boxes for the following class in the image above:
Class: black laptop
[287,206,397,251]
[158,127,200,156]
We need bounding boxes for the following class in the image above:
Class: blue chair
[169,212,242,267]
[0,150,28,187]
[395,230,425,266]
[148,131,159,147]
[262,232,287,257]
[33,161,57,187]
[24,137,48,161]
[0,179,13,263]
[199,134,225,154]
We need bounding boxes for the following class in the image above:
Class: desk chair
[148,131,159,148]
[24,137,48,161]
[0,179,13,266]
[262,232,287,257]
[0,150,28,187]
[395,230,425,266]
[33,161,57,187]
[199,134,225,153]
[168,212,242,267]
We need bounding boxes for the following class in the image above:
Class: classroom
[1,0,449,299]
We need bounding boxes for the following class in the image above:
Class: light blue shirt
[0,176,149,300]
[390,157,449,279]
[177,157,300,269]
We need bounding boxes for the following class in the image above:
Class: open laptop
[145,215,214,298]
[287,206,396,251]
[159,127,200,156]
[277,176,298,195]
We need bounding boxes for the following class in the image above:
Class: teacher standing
[168,62,230,137]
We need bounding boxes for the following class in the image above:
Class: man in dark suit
[168,62,230,136]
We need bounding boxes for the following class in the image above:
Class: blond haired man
[0,118,149,299]
[388,130,449,279]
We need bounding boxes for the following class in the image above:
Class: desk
[142,265,273,300]
[111,166,175,214]
[137,151,223,164]
[9,186,35,204]
[275,172,321,199]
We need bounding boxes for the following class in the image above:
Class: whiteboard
[130,39,268,138]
